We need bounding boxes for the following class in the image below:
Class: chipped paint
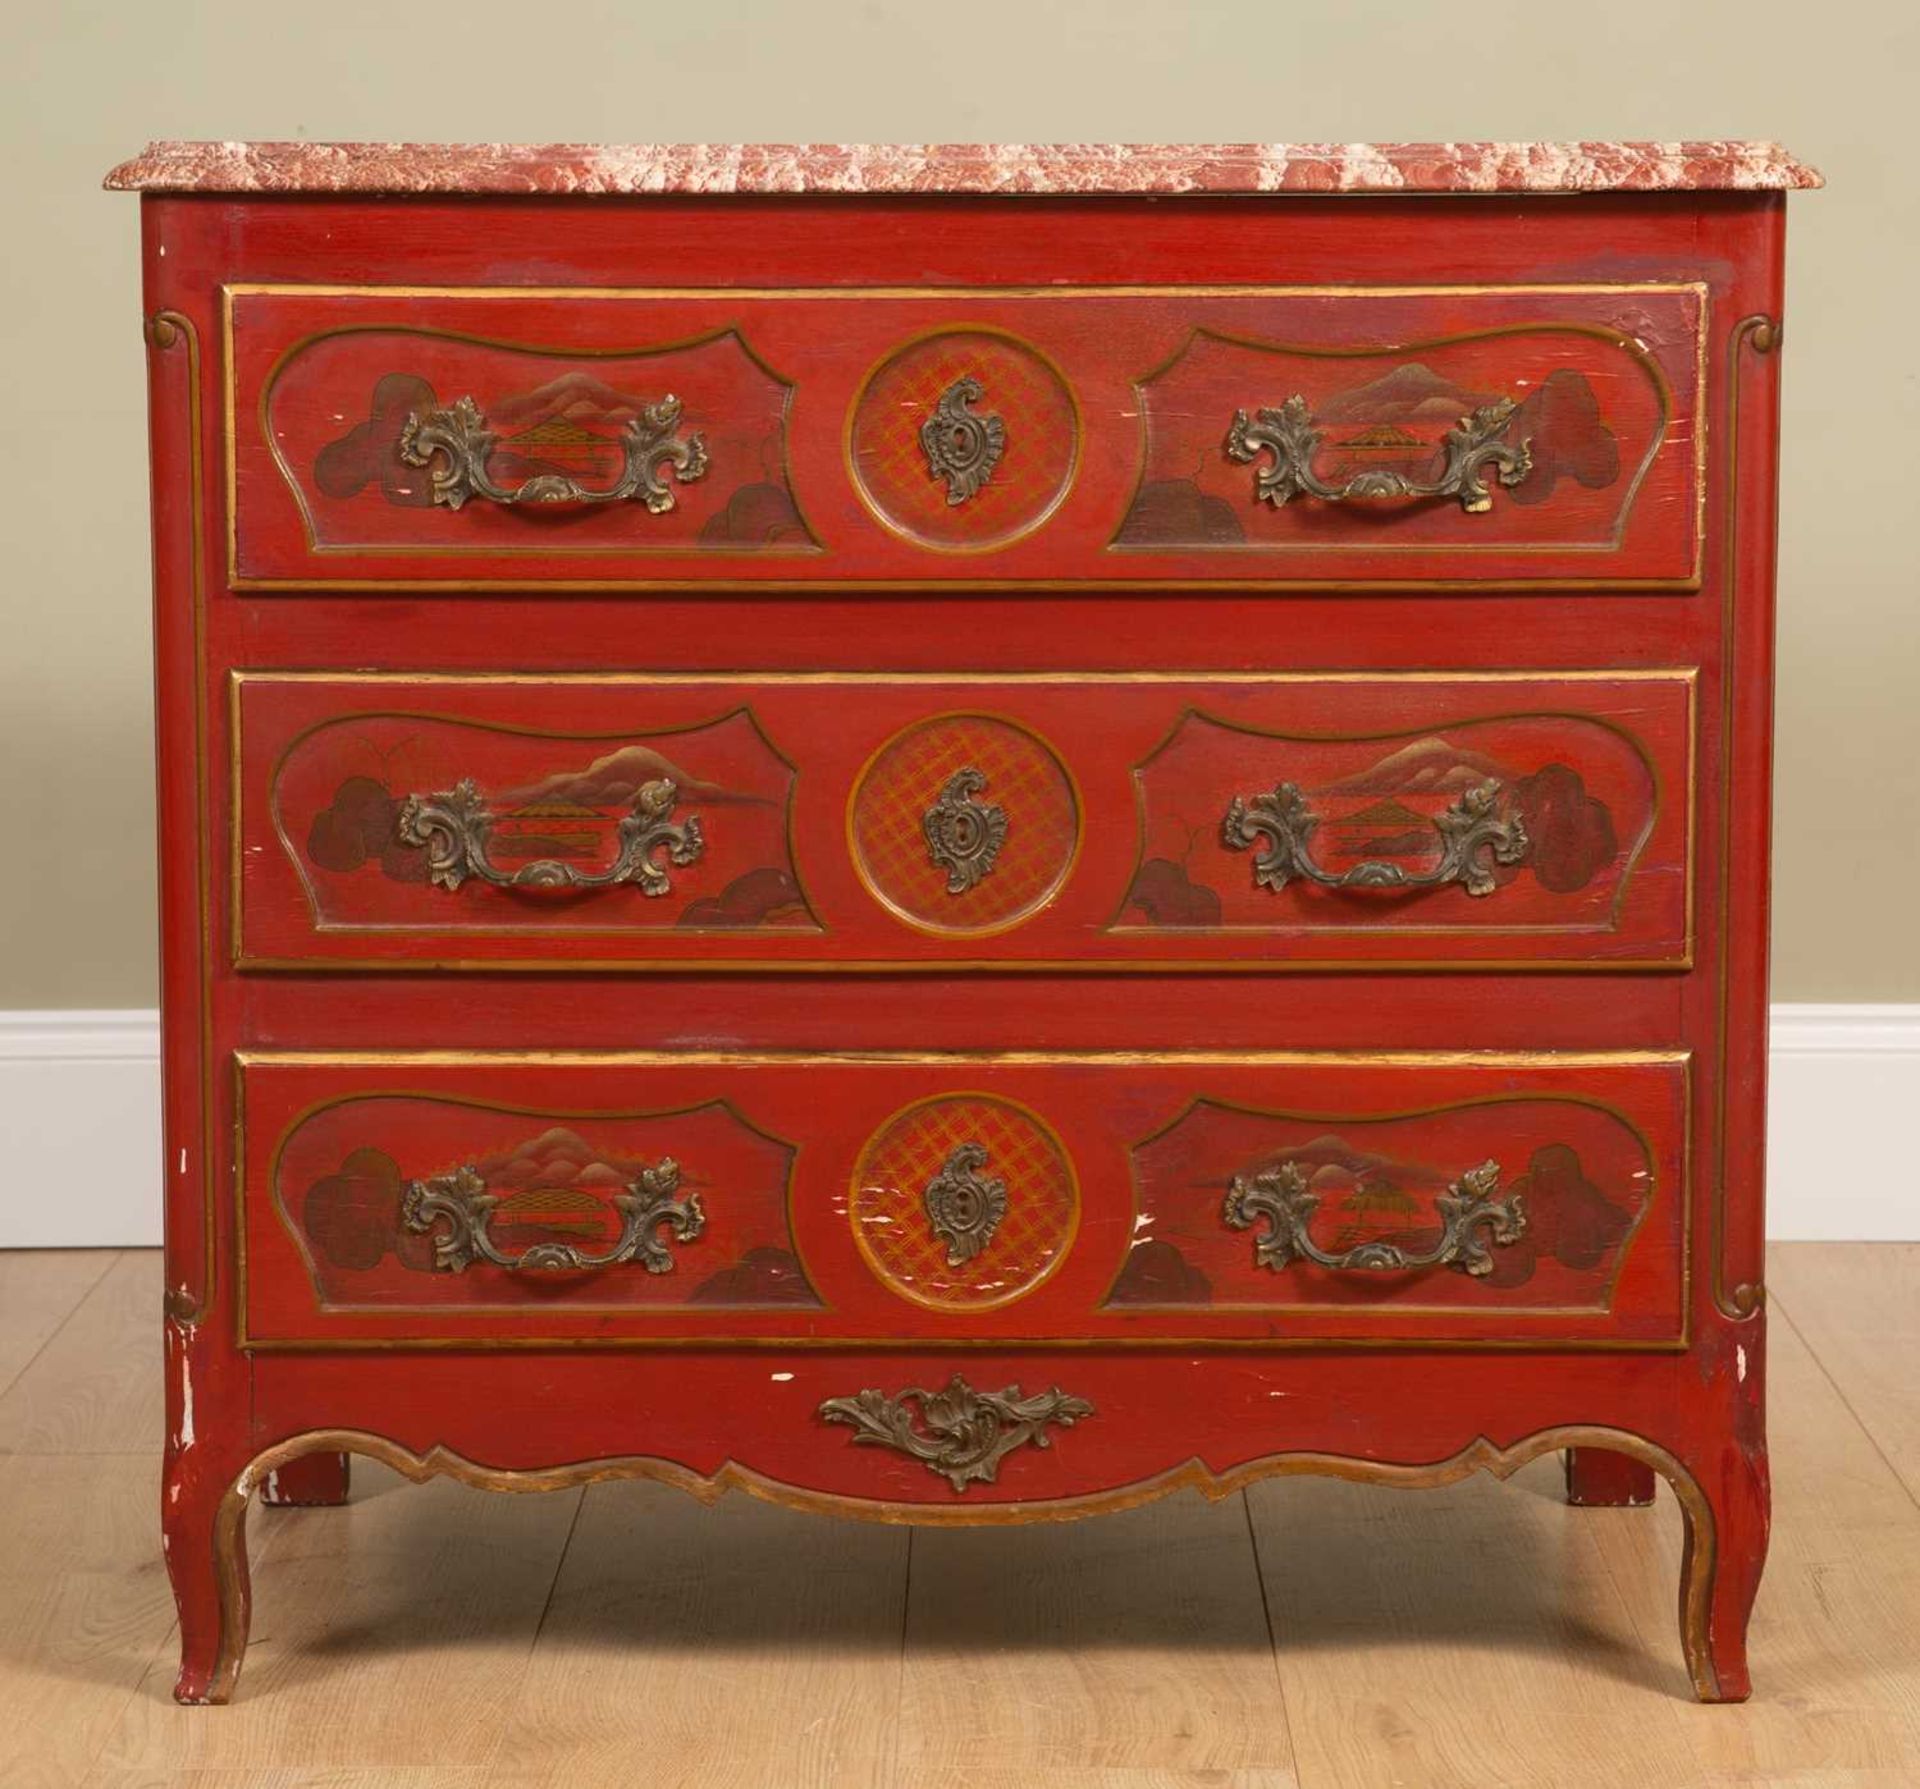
[1736,1344,1749,1384]
[168,1323,197,1452]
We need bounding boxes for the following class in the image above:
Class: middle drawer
[235,670,1693,971]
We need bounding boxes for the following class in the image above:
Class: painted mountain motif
[1110,1100,1653,1314]
[300,1125,708,1277]
[1318,362,1494,425]
[306,742,761,890]
[266,321,815,553]
[319,372,697,501]
[1308,363,1507,485]
[276,708,817,933]
[1120,708,1651,937]
[1117,314,1662,558]
[1322,736,1513,797]
[490,374,679,468]
[278,1103,819,1310]
[1302,362,1620,501]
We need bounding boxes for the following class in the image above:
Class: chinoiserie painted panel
[1112,1093,1664,1320]
[269,1093,815,1316]
[252,694,812,945]
[236,671,1692,969]
[238,1051,1685,1348]
[226,284,1702,587]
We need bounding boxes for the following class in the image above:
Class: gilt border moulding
[103,140,1823,196]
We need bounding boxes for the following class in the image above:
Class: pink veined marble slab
[104,140,1822,197]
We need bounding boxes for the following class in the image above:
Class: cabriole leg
[259,1450,352,1507]
[1675,1394,1770,1702]
[162,1444,252,1705]
[1564,1446,1657,1507]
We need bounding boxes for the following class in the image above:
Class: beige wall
[3,0,1908,1006]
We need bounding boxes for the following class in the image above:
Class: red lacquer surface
[235,671,1693,968]
[135,183,1786,1705]
[238,1051,1685,1347]
[227,284,1703,587]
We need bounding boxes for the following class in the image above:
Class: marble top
[105,140,1822,197]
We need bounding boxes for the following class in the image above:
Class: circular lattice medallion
[848,713,1080,937]
[849,1094,1079,1311]
[846,329,1078,551]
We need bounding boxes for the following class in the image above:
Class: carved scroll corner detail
[818,1374,1093,1493]
[162,1284,201,1325]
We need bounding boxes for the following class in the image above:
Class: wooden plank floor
[0,1248,1915,1787]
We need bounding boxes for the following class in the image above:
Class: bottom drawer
[255,1344,1709,1515]
[237,1048,1688,1350]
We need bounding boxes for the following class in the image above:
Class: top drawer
[225,282,1705,590]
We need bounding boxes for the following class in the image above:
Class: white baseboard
[0,1011,163,1247]
[1764,1005,1920,1240]
[1,1004,1916,1248]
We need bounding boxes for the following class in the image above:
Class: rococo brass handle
[923,767,1008,894]
[1224,1159,1527,1277]
[397,775,704,895]
[1224,394,1533,512]
[399,392,708,512]
[1222,778,1528,898]
[819,1374,1093,1492]
[402,1157,705,1273]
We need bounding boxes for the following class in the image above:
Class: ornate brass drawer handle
[819,1374,1092,1492]
[403,1157,705,1274]
[1224,1159,1527,1277]
[1224,394,1533,513]
[921,376,1006,505]
[923,767,1008,894]
[397,776,704,895]
[1223,778,1528,898]
[923,1142,1008,1267]
[399,392,708,513]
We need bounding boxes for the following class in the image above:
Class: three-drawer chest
[107,138,1819,1703]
